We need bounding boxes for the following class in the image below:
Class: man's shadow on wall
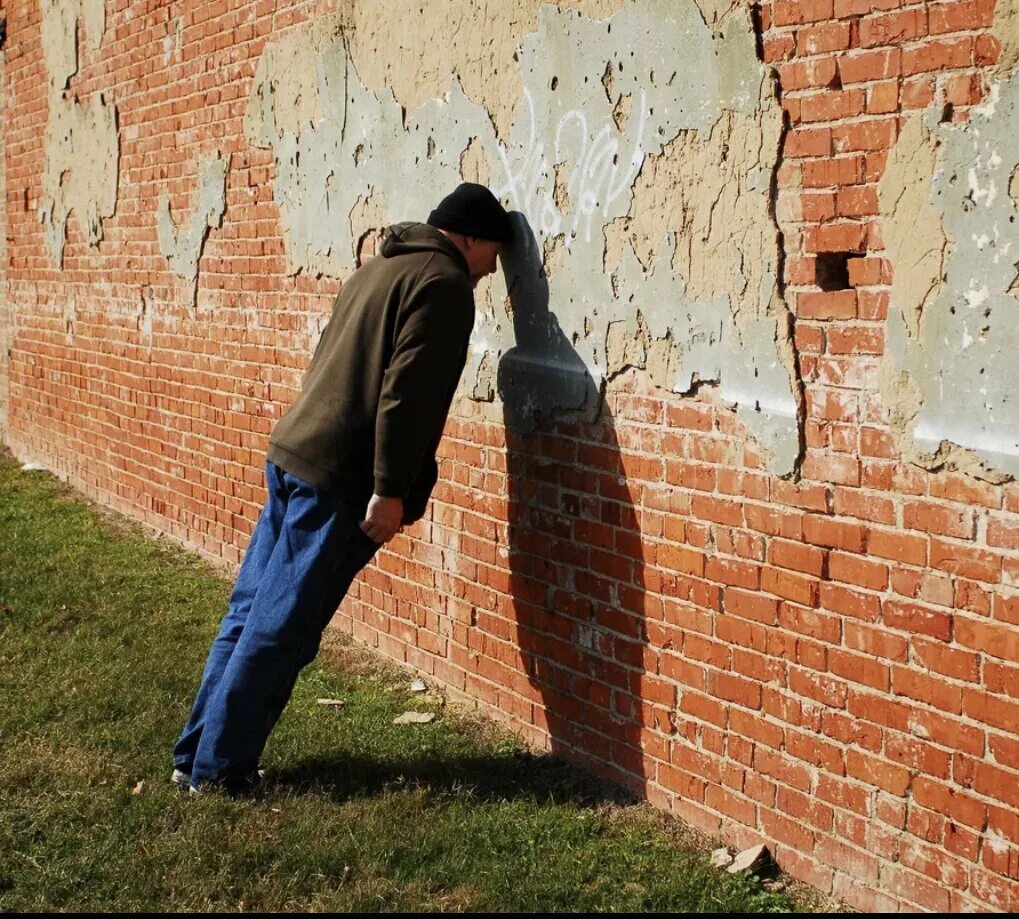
[498,213,652,799]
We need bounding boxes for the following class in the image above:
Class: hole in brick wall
[828,69,842,90]
[815,252,853,291]
[940,102,955,123]
[750,3,765,61]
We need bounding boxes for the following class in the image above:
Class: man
[172,183,513,793]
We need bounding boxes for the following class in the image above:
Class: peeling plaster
[157,151,229,301]
[38,0,118,267]
[994,0,1019,77]
[245,1,800,473]
[880,66,1019,479]
[41,0,105,90]
[878,117,946,338]
[39,92,119,265]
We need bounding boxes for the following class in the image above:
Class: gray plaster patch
[882,69,1019,478]
[245,1,799,473]
[157,151,229,301]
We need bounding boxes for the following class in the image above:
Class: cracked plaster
[38,0,118,267]
[157,151,230,303]
[245,0,800,473]
[880,64,1019,479]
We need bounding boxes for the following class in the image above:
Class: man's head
[427,183,513,286]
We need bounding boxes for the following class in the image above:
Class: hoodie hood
[381,222,470,276]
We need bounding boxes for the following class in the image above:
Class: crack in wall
[245,0,801,474]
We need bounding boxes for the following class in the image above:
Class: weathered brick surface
[2,0,1018,912]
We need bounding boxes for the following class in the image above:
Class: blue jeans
[172,462,379,786]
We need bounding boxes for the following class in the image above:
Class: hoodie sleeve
[373,273,475,501]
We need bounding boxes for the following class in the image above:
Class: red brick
[724,587,780,625]
[847,748,911,796]
[963,689,1019,735]
[988,515,1019,550]
[803,514,867,551]
[844,621,907,661]
[801,154,866,188]
[830,647,890,690]
[882,599,953,642]
[904,499,975,539]
[956,616,1019,662]
[859,8,927,47]
[796,89,867,124]
[659,544,705,577]
[796,23,852,56]
[832,487,895,523]
[838,48,901,84]
[907,708,984,755]
[806,221,868,253]
[763,33,796,63]
[786,126,833,158]
[868,528,927,566]
[769,538,826,577]
[832,118,898,153]
[892,666,963,714]
[801,451,861,486]
[930,471,1003,508]
[755,746,814,792]
[930,538,1001,583]
[886,734,952,779]
[762,566,820,606]
[903,37,974,75]
[820,582,881,621]
[912,637,980,681]
[774,0,836,26]
[902,74,937,108]
[970,866,1019,912]
[790,666,848,708]
[928,0,996,34]
[975,33,1003,68]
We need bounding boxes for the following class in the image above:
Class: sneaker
[171,768,191,790]
[188,768,266,798]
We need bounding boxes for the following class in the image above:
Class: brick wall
[3,1,1019,911]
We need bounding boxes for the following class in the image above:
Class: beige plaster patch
[39,92,119,265]
[346,0,626,139]
[616,96,783,321]
[460,138,491,186]
[877,115,946,338]
[39,0,118,266]
[994,0,1019,77]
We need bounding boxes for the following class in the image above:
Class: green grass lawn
[0,452,827,912]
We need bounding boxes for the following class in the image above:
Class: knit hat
[427,183,514,244]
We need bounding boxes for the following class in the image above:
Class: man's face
[465,238,504,287]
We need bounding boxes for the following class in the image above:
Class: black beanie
[427,183,514,244]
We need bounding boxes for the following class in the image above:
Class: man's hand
[360,494,404,544]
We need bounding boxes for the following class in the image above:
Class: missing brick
[815,251,853,291]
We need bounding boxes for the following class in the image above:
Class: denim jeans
[172,462,380,786]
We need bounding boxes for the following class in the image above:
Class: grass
[0,452,831,912]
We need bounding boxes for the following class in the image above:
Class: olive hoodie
[267,222,475,523]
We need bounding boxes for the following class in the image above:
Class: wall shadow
[498,213,651,797]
